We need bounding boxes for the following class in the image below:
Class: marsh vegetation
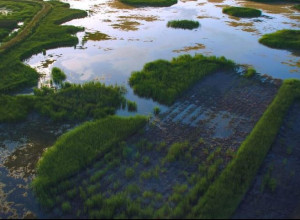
[167,20,200,30]
[0,82,126,122]
[222,7,262,18]
[129,54,235,105]
[0,1,87,93]
[1,0,300,219]
[33,116,148,208]
[259,29,300,50]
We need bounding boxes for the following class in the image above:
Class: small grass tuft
[167,20,200,30]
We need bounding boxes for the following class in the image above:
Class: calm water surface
[26,0,300,116]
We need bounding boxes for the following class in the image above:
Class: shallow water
[1,0,300,218]
[25,0,300,115]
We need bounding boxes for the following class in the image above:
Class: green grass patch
[127,100,138,112]
[125,167,135,179]
[244,67,257,78]
[0,1,87,93]
[190,79,300,218]
[51,67,66,84]
[294,4,300,10]
[0,82,126,122]
[0,94,35,122]
[223,6,261,18]
[153,106,161,115]
[119,0,177,7]
[32,115,147,207]
[165,141,189,162]
[259,29,300,50]
[0,0,41,42]
[129,54,235,105]
[167,20,200,30]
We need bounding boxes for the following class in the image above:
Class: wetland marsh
[0,0,299,218]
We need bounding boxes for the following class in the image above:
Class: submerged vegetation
[259,29,300,50]
[33,116,148,207]
[167,20,200,30]
[222,7,262,18]
[192,79,300,218]
[0,82,126,122]
[119,0,177,7]
[129,54,235,105]
[0,1,87,93]
[82,31,111,43]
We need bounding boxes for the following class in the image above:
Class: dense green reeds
[0,94,35,122]
[0,1,87,93]
[119,0,177,7]
[0,82,126,122]
[294,4,300,10]
[167,20,200,30]
[129,54,235,105]
[0,0,41,41]
[191,79,300,218]
[32,116,148,207]
[222,6,262,18]
[259,29,300,50]
[51,67,66,84]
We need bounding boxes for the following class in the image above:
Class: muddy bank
[0,114,76,218]
[233,101,300,219]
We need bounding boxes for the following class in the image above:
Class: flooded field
[233,101,300,219]
[1,0,300,218]
[40,71,279,218]
[0,114,76,218]
[26,0,300,114]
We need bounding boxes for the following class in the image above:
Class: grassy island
[51,67,67,84]
[223,6,262,18]
[129,54,235,105]
[167,20,200,30]
[259,29,300,50]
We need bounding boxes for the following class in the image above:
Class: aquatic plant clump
[129,54,235,105]
[192,79,300,219]
[294,4,300,10]
[32,116,148,207]
[244,67,257,78]
[119,0,177,7]
[51,67,66,84]
[167,20,200,30]
[222,7,262,18]
[259,29,300,50]
[0,82,126,122]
